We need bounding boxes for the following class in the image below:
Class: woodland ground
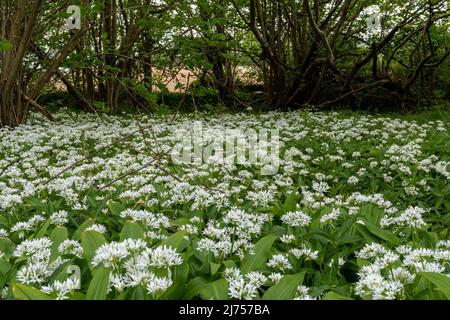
[0,108,449,300]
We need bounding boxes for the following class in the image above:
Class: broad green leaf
[131,286,146,300]
[359,204,384,224]
[163,260,190,300]
[73,218,96,241]
[262,272,306,300]
[0,258,12,287]
[199,278,229,300]
[419,273,450,299]
[0,258,12,275]
[271,225,286,237]
[71,292,87,300]
[50,226,68,262]
[309,229,333,243]
[34,221,50,239]
[160,230,189,252]
[0,216,8,227]
[356,258,371,268]
[86,267,111,300]
[356,224,382,243]
[190,250,210,274]
[107,200,126,216]
[120,221,144,240]
[283,193,297,213]
[210,262,221,275]
[363,221,400,245]
[323,291,353,300]
[241,235,277,273]
[12,283,51,300]
[171,218,190,227]
[81,230,106,266]
[223,260,237,269]
[183,276,210,299]
[0,237,13,256]
[113,291,129,300]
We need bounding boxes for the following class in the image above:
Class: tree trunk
[0,1,41,127]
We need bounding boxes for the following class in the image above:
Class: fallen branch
[318,80,389,108]
[23,94,54,122]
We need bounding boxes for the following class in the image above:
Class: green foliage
[81,231,106,267]
[0,103,449,300]
[419,273,450,299]
[86,267,111,300]
[241,235,277,273]
[262,272,306,300]
[12,283,51,300]
[0,39,12,51]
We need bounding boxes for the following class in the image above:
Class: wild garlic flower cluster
[355,242,450,300]
[93,239,182,295]
[120,209,171,229]
[41,278,80,300]
[294,285,315,300]
[197,209,270,259]
[281,211,311,227]
[224,268,267,300]
[380,206,427,229]
[12,238,72,294]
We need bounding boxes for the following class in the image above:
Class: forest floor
[0,109,449,300]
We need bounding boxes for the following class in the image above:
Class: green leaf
[107,200,126,216]
[356,224,383,243]
[34,221,50,238]
[50,226,68,262]
[163,260,190,300]
[419,273,450,299]
[198,278,229,300]
[0,258,12,275]
[362,221,400,245]
[0,258,13,287]
[131,286,146,300]
[359,204,384,224]
[0,216,8,227]
[171,218,190,227]
[262,272,306,300]
[283,193,298,213]
[113,291,129,300]
[71,292,87,300]
[160,230,189,252]
[183,276,210,299]
[120,221,144,241]
[0,237,13,256]
[0,39,12,51]
[81,230,106,266]
[86,267,111,300]
[241,235,277,273]
[356,258,371,268]
[73,219,96,241]
[210,262,221,275]
[223,260,237,269]
[271,225,286,237]
[323,291,353,300]
[12,283,51,300]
